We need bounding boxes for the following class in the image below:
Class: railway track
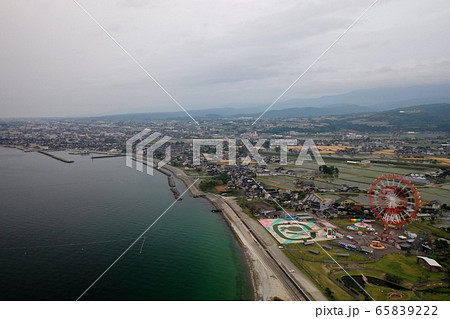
[217,195,312,301]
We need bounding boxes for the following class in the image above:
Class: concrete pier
[38,151,74,163]
[130,156,184,200]
[91,154,125,159]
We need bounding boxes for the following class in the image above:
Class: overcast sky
[1,0,449,117]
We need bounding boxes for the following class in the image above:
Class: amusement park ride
[368,174,421,243]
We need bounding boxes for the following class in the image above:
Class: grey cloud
[1,0,449,117]
[117,0,151,8]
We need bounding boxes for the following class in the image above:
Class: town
[1,115,449,301]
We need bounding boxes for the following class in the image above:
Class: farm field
[257,154,450,205]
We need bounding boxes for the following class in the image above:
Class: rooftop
[417,256,442,268]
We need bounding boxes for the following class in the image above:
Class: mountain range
[81,83,450,121]
[362,103,450,131]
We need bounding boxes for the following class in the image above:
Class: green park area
[361,254,447,284]
[284,246,449,301]
[286,243,371,263]
[283,249,354,301]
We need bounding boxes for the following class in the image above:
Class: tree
[435,239,449,250]
[216,172,230,183]
[319,165,339,177]
[249,205,262,215]
[324,287,335,300]
[385,273,403,284]
[199,179,218,191]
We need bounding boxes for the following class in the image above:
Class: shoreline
[129,160,263,300]
[1,147,260,300]
[161,165,266,300]
[2,146,316,301]
[162,164,317,301]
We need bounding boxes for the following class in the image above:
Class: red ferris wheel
[369,174,420,229]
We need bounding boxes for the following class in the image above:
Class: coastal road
[161,163,326,300]
[207,194,327,301]
[206,194,303,300]
[221,196,327,301]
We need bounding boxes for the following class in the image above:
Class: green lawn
[286,243,371,263]
[329,218,354,229]
[328,218,374,235]
[405,222,450,240]
[283,249,354,301]
[334,269,417,300]
[364,284,420,301]
[333,269,445,301]
[284,248,448,301]
[418,287,450,301]
[334,269,384,280]
[362,254,447,283]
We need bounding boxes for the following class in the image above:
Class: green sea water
[0,147,253,300]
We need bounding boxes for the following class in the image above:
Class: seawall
[38,151,74,163]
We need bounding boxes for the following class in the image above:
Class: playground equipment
[369,174,420,241]
[387,290,404,299]
[369,240,386,250]
[350,218,374,223]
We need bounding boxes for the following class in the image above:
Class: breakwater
[166,174,181,199]
[0,146,253,301]
[38,151,74,163]
[160,164,204,198]
[91,154,125,159]
[130,156,182,200]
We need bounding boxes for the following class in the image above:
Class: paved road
[222,196,327,301]
[162,163,326,300]
[212,195,327,301]
[206,194,304,300]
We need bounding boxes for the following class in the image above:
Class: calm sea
[0,147,252,300]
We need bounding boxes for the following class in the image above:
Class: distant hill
[245,104,374,118]
[259,104,450,134]
[363,103,450,131]
[74,103,449,133]
[236,82,450,114]
[60,83,450,122]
